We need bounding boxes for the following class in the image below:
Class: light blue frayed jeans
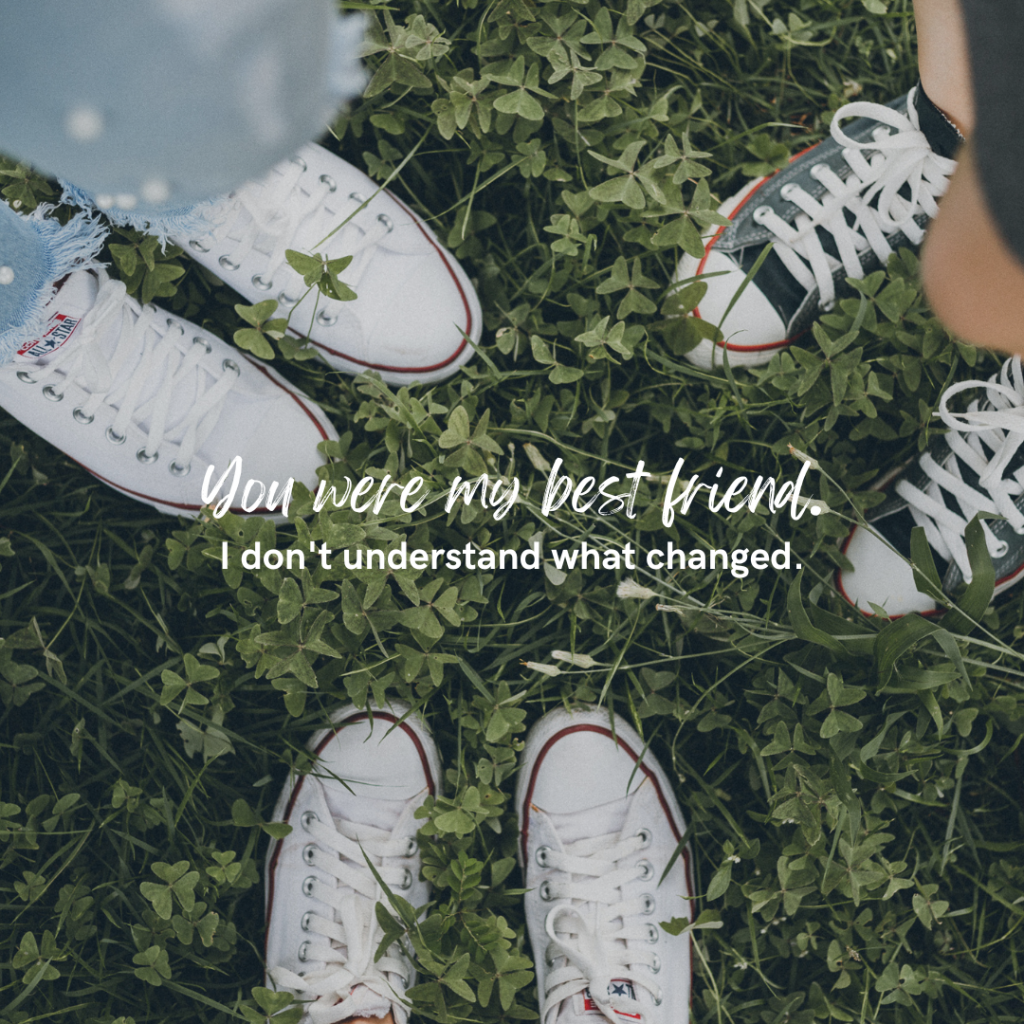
[0,0,365,363]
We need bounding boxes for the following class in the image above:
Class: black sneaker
[676,85,961,369]
[838,356,1024,616]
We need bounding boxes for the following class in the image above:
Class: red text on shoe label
[17,313,81,359]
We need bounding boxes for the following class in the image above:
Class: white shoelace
[270,813,416,1024]
[197,158,393,306]
[20,276,237,472]
[753,90,957,309]
[540,830,661,1024]
[895,357,1024,582]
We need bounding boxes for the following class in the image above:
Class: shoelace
[16,276,238,474]
[194,155,394,310]
[539,830,661,1024]
[753,89,957,309]
[894,357,1024,583]
[269,811,416,1024]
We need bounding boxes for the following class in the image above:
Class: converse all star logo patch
[17,312,81,360]
[578,980,642,1020]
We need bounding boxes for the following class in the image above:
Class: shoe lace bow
[540,830,661,1024]
[200,158,393,305]
[895,356,1024,581]
[269,813,415,1024]
[753,89,957,309]
[22,275,238,471]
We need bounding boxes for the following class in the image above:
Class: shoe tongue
[546,791,635,845]
[15,271,98,364]
[324,788,409,831]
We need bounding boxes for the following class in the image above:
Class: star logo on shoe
[17,312,81,360]
[581,982,641,1020]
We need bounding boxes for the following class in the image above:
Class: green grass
[3,0,1024,1022]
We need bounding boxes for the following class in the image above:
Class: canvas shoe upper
[839,356,1024,616]
[0,269,335,517]
[676,86,960,369]
[265,704,441,1024]
[173,143,482,386]
[516,706,693,1024]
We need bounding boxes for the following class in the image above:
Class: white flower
[522,443,551,473]
[793,495,831,517]
[617,579,658,600]
[525,662,561,677]
[787,444,820,469]
[551,650,600,668]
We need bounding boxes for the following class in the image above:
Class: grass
[3,0,1024,1022]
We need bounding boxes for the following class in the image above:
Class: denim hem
[0,204,108,364]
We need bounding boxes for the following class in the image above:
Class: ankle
[915,0,975,135]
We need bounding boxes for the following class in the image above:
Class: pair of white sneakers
[0,144,481,517]
[266,704,693,1024]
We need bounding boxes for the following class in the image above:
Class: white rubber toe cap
[677,249,788,369]
[838,523,938,616]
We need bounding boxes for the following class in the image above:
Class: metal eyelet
[189,238,210,253]
[753,205,772,223]
[301,811,319,831]
[42,385,64,402]
[316,309,338,327]
[73,408,94,425]
[106,426,127,445]
[539,880,554,901]
[993,541,1009,558]
[169,461,191,477]
[252,274,273,291]
[780,183,798,201]
[319,174,337,193]
[222,359,240,375]
[277,291,299,307]
[302,876,316,897]
[301,912,313,932]
[636,860,654,882]
[136,448,158,464]
[302,844,316,866]
[646,923,659,944]
[349,191,367,203]
[650,953,661,974]
[636,829,652,849]
[297,940,311,962]
[291,155,308,171]
[193,336,212,354]
[16,370,36,384]
[377,213,394,232]
[652,991,663,1007]
[640,893,656,915]
[403,837,417,857]
[536,845,551,867]
[399,868,413,890]
[218,255,240,272]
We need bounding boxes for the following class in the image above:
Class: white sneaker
[174,143,482,386]
[265,704,442,1024]
[0,270,335,518]
[516,707,694,1024]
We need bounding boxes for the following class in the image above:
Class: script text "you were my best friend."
[201,456,820,525]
